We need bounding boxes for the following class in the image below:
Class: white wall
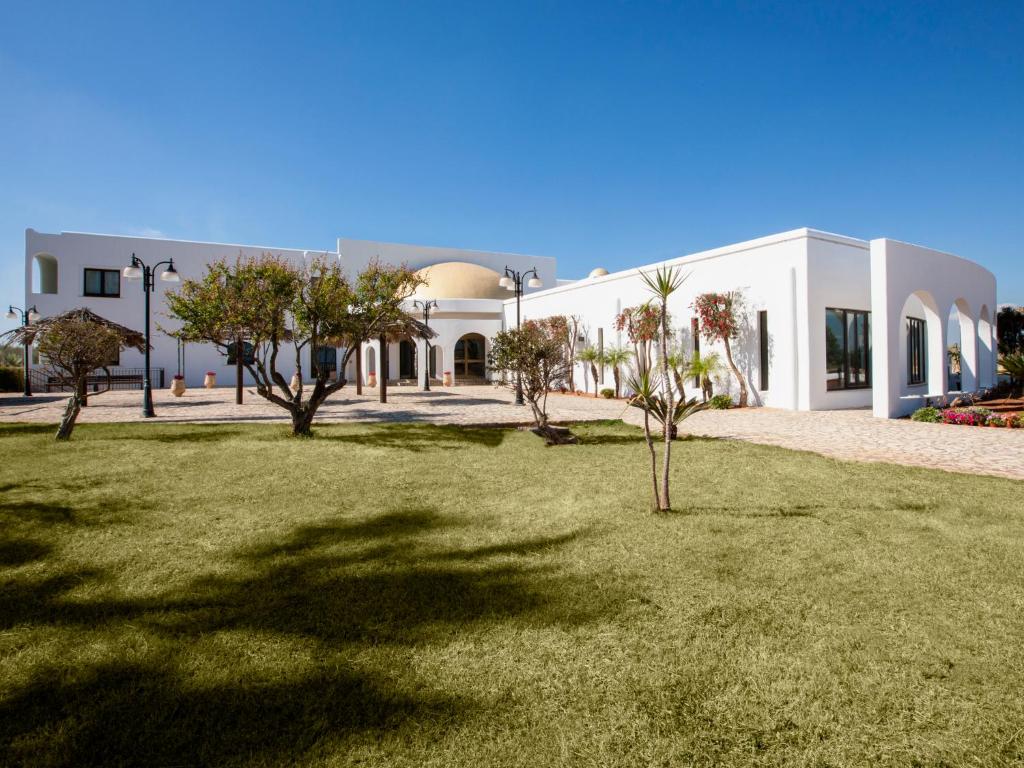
[503,229,816,408]
[805,235,873,410]
[870,238,998,417]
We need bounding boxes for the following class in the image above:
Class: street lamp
[123,253,179,417]
[6,304,40,396]
[413,299,439,391]
[499,266,542,405]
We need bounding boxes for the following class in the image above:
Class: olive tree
[167,254,429,436]
[3,309,146,440]
[489,319,576,445]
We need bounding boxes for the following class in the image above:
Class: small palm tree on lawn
[686,351,722,402]
[665,351,688,401]
[602,346,631,398]
[577,347,602,396]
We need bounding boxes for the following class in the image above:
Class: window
[84,268,120,297]
[758,310,769,391]
[907,317,926,385]
[826,308,870,390]
[226,341,255,365]
[691,318,700,388]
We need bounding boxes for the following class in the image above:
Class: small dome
[589,267,609,278]
[412,261,509,300]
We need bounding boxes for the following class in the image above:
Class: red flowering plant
[692,291,748,407]
[614,304,663,373]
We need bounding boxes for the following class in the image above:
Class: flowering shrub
[940,407,991,427]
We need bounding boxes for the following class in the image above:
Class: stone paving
[1,385,1022,480]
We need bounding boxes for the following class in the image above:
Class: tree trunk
[355,345,362,395]
[702,375,713,402]
[590,363,599,396]
[723,337,748,407]
[56,393,82,441]
[613,368,621,398]
[291,405,316,437]
[673,368,686,402]
[658,307,672,511]
[641,409,659,510]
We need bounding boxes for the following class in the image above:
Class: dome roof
[413,261,509,300]
[589,267,609,278]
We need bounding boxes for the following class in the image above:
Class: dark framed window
[907,317,926,385]
[758,310,769,391]
[226,341,255,365]
[84,268,120,297]
[691,317,700,388]
[313,345,338,378]
[826,308,871,390]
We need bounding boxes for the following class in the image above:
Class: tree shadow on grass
[0,423,56,437]
[0,660,468,768]
[320,424,506,451]
[0,509,621,765]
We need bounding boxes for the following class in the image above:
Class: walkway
[1,385,1021,480]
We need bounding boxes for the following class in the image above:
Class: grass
[1,419,1023,767]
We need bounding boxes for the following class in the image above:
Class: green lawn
[1,420,1022,767]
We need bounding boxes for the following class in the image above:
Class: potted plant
[170,374,186,397]
[367,372,377,388]
[290,371,301,391]
[442,370,453,386]
[203,371,216,388]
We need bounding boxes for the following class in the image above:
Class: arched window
[33,254,58,294]
[454,333,486,379]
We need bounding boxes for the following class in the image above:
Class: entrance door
[454,334,486,380]
[399,340,416,379]
[311,345,337,379]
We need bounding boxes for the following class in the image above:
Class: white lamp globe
[527,276,543,289]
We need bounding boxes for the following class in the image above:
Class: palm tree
[602,346,631,398]
[686,351,722,403]
[627,368,706,511]
[1000,352,1024,387]
[577,347,602,396]
[640,265,688,511]
[665,351,687,401]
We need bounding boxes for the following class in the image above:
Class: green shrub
[911,406,941,423]
[600,388,614,399]
[708,394,733,410]
[0,366,23,392]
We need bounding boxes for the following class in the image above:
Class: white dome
[588,267,609,278]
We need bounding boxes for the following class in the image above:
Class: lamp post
[498,266,543,405]
[6,304,40,396]
[413,299,438,391]
[123,253,179,417]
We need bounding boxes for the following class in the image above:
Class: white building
[23,227,996,418]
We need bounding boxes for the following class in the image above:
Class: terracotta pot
[203,372,216,389]
[367,373,377,388]
[290,372,301,391]
[170,377,186,397]
[442,371,453,387]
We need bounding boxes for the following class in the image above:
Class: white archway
[978,305,994,388]
[898,290,945,398]
[946,298,976,392]
[32,253,58,294]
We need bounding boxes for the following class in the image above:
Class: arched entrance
[454,333,486,383]
[398,339,416,380]
[898,290,945,398]
[979,305,994,387]
[945,299,976,392]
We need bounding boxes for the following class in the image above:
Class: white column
[417,338,428,389]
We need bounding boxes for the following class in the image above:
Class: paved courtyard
[1,384,1022,480]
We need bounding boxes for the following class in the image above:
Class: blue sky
[1,1,1021,332]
